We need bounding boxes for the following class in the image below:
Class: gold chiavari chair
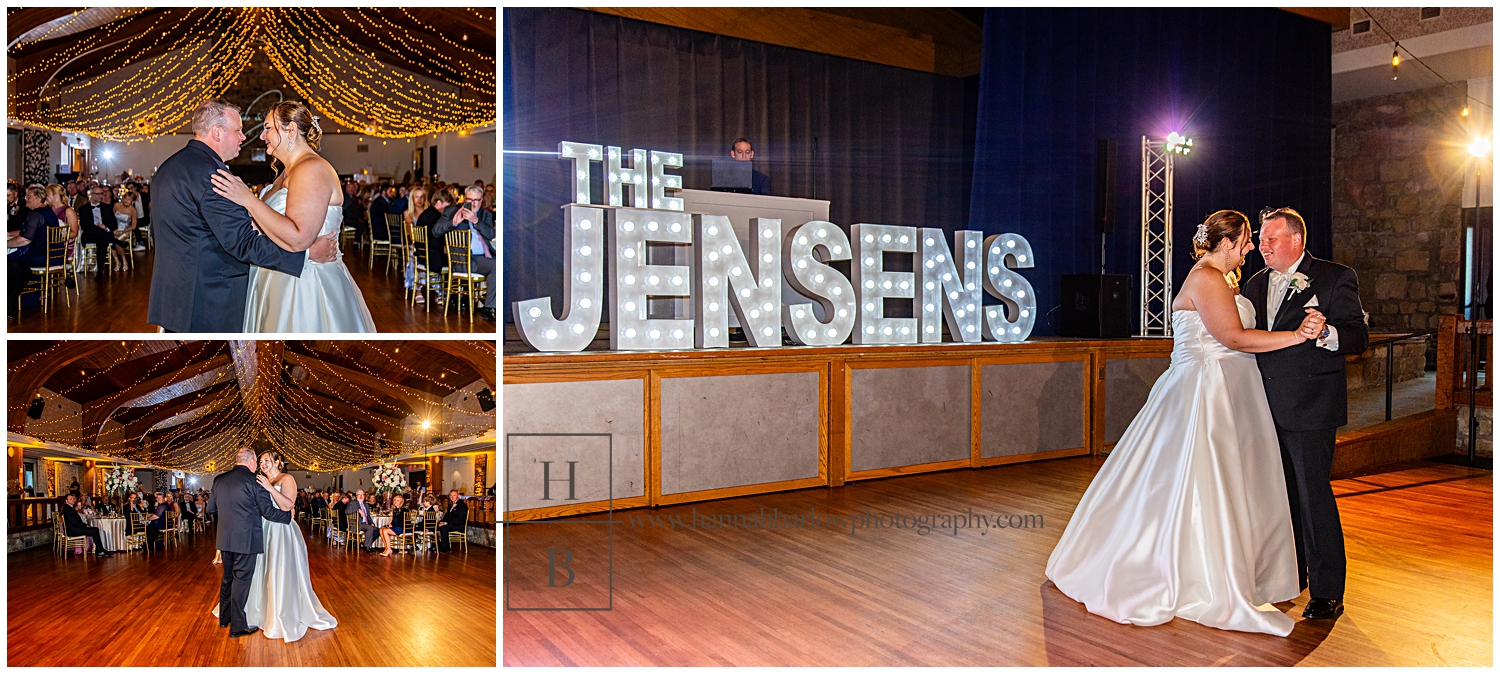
[408,226,444,311]
[342,514,362,551]
[369,213,395,271]
[416,510,440,552]
[19,226,71,317]
[442,230,486,321]
[445,505,469,555]
[54,513,89,558]
[126,513,148,552]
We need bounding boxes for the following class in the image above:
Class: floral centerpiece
[102,464,139,497]
[370,463,407,495]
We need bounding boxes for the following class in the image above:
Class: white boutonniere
[1288,272,1311,294]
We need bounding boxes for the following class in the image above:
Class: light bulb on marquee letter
[982,233,1037,342]
[610,208,694,350]
[558,141,603,204]
[916,228,983,343]
[649,151,684,211]
[782,221,856,345]
[693,215,782,347]
[511,205,604,352]
[851,223,918,345]
[606,146,647,208]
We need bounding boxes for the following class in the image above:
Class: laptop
[710,158,753,193]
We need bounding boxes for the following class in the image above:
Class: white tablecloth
[90,517,127,551]
[372,516,392,528]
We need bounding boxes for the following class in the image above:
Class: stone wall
[1332,83,1470,335]
[1454,406,1492,458]
[1345,339,1429,392]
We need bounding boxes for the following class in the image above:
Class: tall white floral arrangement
[370,463,407,495]
[102,465,139,496]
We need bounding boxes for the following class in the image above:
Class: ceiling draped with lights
[8,340,497,473]
[7,7,496,141]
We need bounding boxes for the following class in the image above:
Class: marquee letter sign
[511,142,1042,352]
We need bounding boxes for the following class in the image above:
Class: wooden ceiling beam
[1281,7,1351,31]
[8,341,113,433]
[79,352,233,441]
[100,382,240,449]
[427,340,495,389]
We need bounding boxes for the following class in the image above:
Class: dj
[730,138,772,196]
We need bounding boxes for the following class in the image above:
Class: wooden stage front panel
[8,526,495,666]
[504,338,1174,520]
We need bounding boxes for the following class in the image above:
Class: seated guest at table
[310,491,327,518]
[730,138,772,196]
[369,185,392,241]
[180,493,199,531]
[9,186,52,319]
[346,490,381,552]
[378,494,410,557]
[145,494,168,549]
[78,495,98,520]
[62,494,114,557]
[432,185,496,321]
[76,185,128,280]
[412,189,452,288]
[436,490,467,553]
[342,181,368,250]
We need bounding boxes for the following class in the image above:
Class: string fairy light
[8,8,494,141]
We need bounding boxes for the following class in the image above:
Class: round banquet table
[88,517,128,551]
[372,515,392,528]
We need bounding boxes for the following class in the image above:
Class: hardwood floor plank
[502,457,1491,666]
[9,523,495,666]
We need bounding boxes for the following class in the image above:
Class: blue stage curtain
[968,8,1332,334]
[503,8,977,320]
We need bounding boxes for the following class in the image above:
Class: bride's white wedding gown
[211,485,337,642]
[1045,295,1300,636]
[243,186,377,332]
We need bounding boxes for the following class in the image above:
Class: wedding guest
[146,493,168,549]
[369,185,393,241]
[61,494,114,557]
[346,490,380,552]
[436,490,467,553]
[9,186,54,317]
[112,190,139,268]
[342,182,368,250]
[180,492,200,531]
[45,184,79,243]
[76,185,128,280]
[378,494,410,556]
[432,185,495,321]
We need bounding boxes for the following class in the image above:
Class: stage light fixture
[1165,133,1193,155]
[1469,137,1491,158]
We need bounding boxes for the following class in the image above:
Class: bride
[211,101,377,332]
[212,450,337,641]
[1045,210,1326,637]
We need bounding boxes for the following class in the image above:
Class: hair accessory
[1193,222,1210,248]
[310,116,322,134]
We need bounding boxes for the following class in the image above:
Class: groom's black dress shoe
[1302,598,1344,619]
[229,627,260,638]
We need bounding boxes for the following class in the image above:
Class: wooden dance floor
[503,456,1491,666]
[8,244,493,333]
[9,524,495,666]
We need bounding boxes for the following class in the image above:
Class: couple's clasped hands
[1296,308,1327,342]
[211,168,340,264]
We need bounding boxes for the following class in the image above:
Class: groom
[206,447,293,638]
[146,99,339,333]
[1241,207,1369,621]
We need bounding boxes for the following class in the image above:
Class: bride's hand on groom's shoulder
[256,474,274,490]
[211,169,254,207]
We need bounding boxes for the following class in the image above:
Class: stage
[9,242,492,333]
[502,456,1491,666]
[8,523,495,666]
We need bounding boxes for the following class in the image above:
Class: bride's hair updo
[1191,210,1250,260]
[267,101,322,151]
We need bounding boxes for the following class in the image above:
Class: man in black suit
[436,490,467,552]
[61,494,114,557]
[432,186,496,321]
[76,185,130,281]
[146,99,338,333]
[346,490,381,552]
[369,185,392,242]
[1240,207,1369,622]
[207,447,293,638]
[311,491,328,519]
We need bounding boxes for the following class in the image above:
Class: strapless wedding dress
[211,487,337,642]
[243,187,376,332]
[1045,295,1300,636]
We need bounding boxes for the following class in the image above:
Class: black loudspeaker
[477,388,495,412]
[1095,139,1117,235]
[1059,274,1132,338]
[27,395,45,420]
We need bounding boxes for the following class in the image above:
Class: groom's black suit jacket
[146,139,305,333]
[206,465,292,555]
[1241,254,1369,431]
